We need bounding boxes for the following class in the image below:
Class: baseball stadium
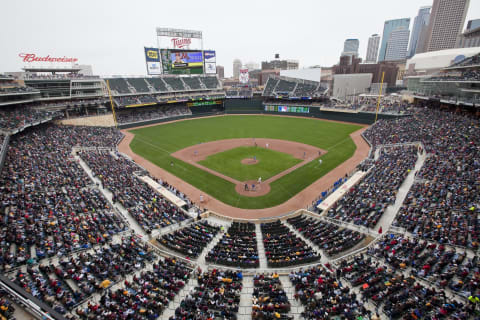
[1,4,480,320]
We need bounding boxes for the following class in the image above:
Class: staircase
[255,223,268,269]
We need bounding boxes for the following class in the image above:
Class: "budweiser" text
[19,53,78,63]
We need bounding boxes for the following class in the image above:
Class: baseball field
[128,115,362,209]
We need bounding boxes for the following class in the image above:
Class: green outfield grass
[129,115,362,209]
[198,146,302,181]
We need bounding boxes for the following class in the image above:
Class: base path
[118,125,370,219]
[172,138,324,197]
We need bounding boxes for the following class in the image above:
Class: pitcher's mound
[235,180,270,197]
[241,158,259,165]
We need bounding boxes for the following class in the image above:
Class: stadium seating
[107,78,131,94]
[14,235,153,314]
[326,146,418,228]
[364,110,479,246]
[287,215,365,256]
[79,150,189,232]
[163,77,186,91]
[158,220,220,258]
[0,106,58,132]
[252,273,291,319]
[201,76,219,89]
[173,269,242,319]
[289,265,371,319]
[114,95,140,106]
[261,220,320,267]
[206,222,259,268]
[126,78,150,93]
[182,77,202,90]
[262,78,279,96]
[146,78,169,92]
[275,80,296,93]
[293,83,317,97]
[0,125,125,270]
[76,256,192,319]
[338,254,473,318]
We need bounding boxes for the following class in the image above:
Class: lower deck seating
[261,220,320,268]
[206,222,259,268]
[287,215,365,256]
[159,221,220,258]
[172,269,243,319]
[252,273,292,320]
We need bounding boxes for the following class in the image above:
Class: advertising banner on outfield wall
[144,47,162,75]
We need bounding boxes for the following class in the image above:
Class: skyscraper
[342,39,360,57]
[385,27,410,61]
[365,34,381,63]
[378,18,411,62]
[422,0,470,52]
[216,65,224,79]
[408,6,431,57]
[233,59,242,79]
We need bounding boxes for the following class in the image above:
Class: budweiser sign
[171,38,191,49]
[19,53,78,63]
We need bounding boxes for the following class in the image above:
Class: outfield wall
[118,99,407,129]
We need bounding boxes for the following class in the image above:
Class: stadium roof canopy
[406,47,480,72]
[22,66,82,73]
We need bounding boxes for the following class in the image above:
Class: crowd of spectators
[289,265,370,319]
[79,150,189,233]
[0,106,58,132]
[338,253,474,319]
[159,221,220,259]
[14,235,154,315]
[116,105,191,124]
[426,69,480,82]
[252,273,291,319]
[0,86,37,94]
[172,269,243,319]
[287,215,365,256]
[76,256,192,319]
[206,222,259,268]
[364,109,480,247]
[326,146,418,228]
[368,234,479,300]
[0,292,15,319]
[0,125,125,270]
[261,220,320,268]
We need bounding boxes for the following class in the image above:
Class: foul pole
[106,80,118,128]
[374,71,385,123]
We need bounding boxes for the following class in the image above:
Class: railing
[0,134,10,172]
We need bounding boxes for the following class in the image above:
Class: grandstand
[1,81,479,319]
[407,53,480,106]
[262,75,328,98]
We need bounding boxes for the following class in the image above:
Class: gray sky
[1,0,478,77]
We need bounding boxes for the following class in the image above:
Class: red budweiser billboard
[19,53,78,63]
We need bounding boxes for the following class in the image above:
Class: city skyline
[0,0,479,77]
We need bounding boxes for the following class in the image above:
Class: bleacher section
[182,77,202,90]
[275,80,296,93]
[127,78,150,93]
[107,78,130,94]
[163,77,186,91]
[262,76,327,98]
[146,78,168,92]
[202,76,220,89]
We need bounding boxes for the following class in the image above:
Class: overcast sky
[1,0,478,77]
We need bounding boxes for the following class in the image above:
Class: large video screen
[264,105,310,113]
[160,49,203,74]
